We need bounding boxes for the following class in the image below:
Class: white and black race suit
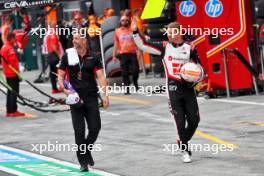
[133,31,201,150]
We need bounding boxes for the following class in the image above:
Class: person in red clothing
[1,16,14,45]
[1,32,25,117]
[46,22,63,94]
[259,24,264,41]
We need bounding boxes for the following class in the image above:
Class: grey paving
[0,71,264,176]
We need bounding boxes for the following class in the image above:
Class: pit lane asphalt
[0,71,263,176]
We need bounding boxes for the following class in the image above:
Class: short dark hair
[7,32,15,41]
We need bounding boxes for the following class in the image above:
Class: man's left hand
[103,96,109,109]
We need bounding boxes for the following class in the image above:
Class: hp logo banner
[179,1,196,17]
[205,0,223,17]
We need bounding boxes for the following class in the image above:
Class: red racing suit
[1,42,20,78]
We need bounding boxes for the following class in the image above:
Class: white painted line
[101,110,121,116]
[0,166,31,176]
[151,118,172,123]
[0,145,120,176]
[197,97,264,106]
[210,99,264,106]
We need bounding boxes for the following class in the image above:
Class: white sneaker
[182,151,192,163]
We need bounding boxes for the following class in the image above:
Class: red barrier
[176,0,255,93]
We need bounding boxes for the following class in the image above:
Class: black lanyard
[77,57,85,80]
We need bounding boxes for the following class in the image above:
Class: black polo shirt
[59,51,103,100]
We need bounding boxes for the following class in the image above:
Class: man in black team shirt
[58,33,109,172]
[132,20,202,163]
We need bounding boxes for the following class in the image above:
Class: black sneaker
[134,84,139,91]
[87,152,95,166]
[124,86,130,95]
[188,150,192,156]
[80,164,89,172]
[124,89,130,95]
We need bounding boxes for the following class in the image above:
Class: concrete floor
[0,71,264,176]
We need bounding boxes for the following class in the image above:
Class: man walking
[58,33,109,172]
[132,21,201,163]
[46,22,63,94]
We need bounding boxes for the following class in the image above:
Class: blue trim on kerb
[0,148,42,164]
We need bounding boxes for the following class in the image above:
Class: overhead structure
[0,0,81,11]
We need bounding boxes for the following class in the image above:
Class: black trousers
[168,80,200,150]
[47,52,59,90]
[6,76,19,113]
[70,97,101,165]
[120,53,139,87]
[49,64,58,90]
